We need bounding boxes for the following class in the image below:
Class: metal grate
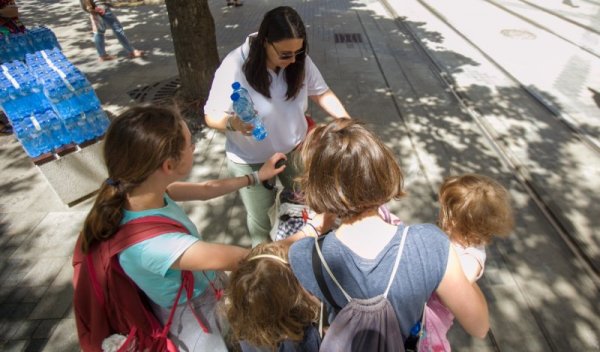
[334,33,363,44]
[127,77,205,134]
[128,77,181,105]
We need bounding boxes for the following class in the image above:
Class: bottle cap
[230,92,240,101]
[232,82,241,90]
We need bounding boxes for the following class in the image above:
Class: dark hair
[298,119,406,220]
[243,6,307,100]
[224,243,318,348]
[79,105,185,252]
[438,174,514,246]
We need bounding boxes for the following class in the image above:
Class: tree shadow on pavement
[1,0,598,351]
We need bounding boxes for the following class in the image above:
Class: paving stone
[7,303,37,321]
[0,286,48,305]
[0,339,27,352]
[9,213,85,260]
[0,285,12,304]
[9,320,42,341]
[0,258,30,287]
[32,319,61,340]
[44,318,80,352]
[0,212,46,255]
[28,284,72,320]
[18,258,66,288]
[0,318,19,341]
[23,339,48,352]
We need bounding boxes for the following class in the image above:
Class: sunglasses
[270,42,305,60]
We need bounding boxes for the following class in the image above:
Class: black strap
[311,235,342,313]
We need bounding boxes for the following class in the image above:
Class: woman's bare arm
[436,246,490,338]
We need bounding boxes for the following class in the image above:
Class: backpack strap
[311,235,342,312]
[161,271,209,335]
[88,216,217,333]
[107,216,189,257]
[81,216,188,305]
[383,225,410,298]
[312,225,410,307]
[313,235,352,304]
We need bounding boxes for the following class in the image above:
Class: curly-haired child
[423,174,514,351]
[224,243,321,352]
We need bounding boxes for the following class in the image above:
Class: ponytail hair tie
[105,178,120,187]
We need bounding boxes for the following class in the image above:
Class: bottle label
[40,50,76,93]
[30,113,42,131]
[1,65,20,89]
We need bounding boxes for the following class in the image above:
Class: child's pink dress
[420,244,486,352]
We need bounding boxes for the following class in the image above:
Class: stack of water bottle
[27,48,110,142]
[0,60,69,157]
[0,26,61,64]
[0,48,110,158]
[230,82,267,141]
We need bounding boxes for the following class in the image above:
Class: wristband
[252,171,260,185]
[244,174,252,187]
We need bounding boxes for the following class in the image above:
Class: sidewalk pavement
[1,0,599,351]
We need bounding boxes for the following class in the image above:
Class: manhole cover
[128,77,181,105]
[500,29,536,40]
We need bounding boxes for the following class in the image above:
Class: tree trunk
[164,0,219,114]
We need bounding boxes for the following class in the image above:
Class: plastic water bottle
[27,26,61,52]
[60,113,82,144]
[44,110,71,147]
[404,320,423,352]
[85,108,110,137]
[230,82,267,141]
[12,120,34,156]
[25,113,52,156]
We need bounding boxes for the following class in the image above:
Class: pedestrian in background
[0,0,25,34]
[80,0,143,62]
[0,0,25,134]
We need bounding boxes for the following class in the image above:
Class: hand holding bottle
[230,82,268,141]
[228,113,254,136]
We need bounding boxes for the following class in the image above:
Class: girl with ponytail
[78,105,286,351]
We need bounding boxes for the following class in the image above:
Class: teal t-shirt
[119,194,217,308]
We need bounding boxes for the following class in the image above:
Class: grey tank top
[289,223,450,339]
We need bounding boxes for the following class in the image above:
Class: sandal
[98,54,116,62]
[127,50,145,59]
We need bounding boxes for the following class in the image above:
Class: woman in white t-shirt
[204,6,350,246]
